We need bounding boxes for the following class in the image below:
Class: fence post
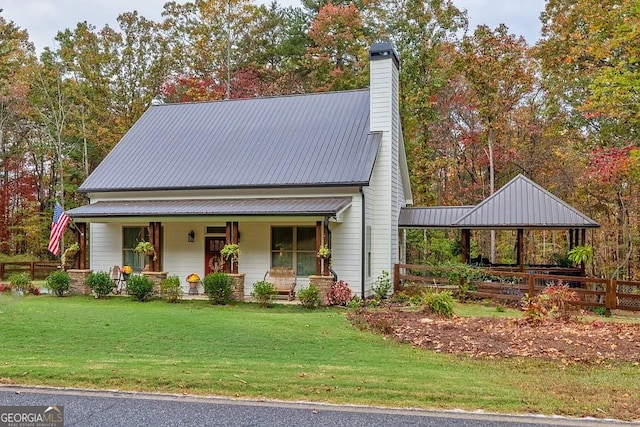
[393,263,400,293]
[528,272,534,296]
[605,279,615,317]
[30,262,36,280]
[0,263,4,280]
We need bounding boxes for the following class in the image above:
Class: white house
[67,42,413,297]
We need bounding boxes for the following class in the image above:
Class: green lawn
[0,295,638,421]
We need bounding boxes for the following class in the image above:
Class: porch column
[517,228,524,271]
[74,222,87,270]
[315,221,329,276]
[225,221,239,273]
[149,221,161,272]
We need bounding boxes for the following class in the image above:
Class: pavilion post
[517,228,524,271]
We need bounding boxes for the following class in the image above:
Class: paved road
[0,386,632,427]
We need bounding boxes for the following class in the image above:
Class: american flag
[48,201,70,255]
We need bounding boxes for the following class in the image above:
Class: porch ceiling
[67,197,352,219]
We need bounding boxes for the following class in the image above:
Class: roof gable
[80,89,379,193]
[453,174,599,228]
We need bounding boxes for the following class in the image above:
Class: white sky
[2,0,546,54]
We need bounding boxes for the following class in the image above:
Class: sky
[2,0,547,54]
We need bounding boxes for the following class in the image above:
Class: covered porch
[67,197,351,295]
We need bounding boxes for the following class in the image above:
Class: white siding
[369,53,402,288]
[84,189,366,295]
[329,194,363,297]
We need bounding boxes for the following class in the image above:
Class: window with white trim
[271,226,316,276]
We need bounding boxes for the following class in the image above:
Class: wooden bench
[264,267,296,301]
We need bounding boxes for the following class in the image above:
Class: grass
[0,295,638,421]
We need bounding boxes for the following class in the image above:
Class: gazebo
[399,174,600,273]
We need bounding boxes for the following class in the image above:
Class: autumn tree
[0,12,40,254]
[162,0,258,99]
[539,0,640,278]
[539,0,639,147]
[305,2,370,91]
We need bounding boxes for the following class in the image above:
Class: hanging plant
[135,240,157,260]
[317,245,330,259]
[220,244,240,260]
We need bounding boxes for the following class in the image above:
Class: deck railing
[394,263,640,314]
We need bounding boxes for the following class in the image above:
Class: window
[271,226,316,276]
[123,227,149,272]
[206,226,226,234]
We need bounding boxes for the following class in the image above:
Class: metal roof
[399,175,599,229]
[67,197,352,218]
[79,89,379,193]
[398,206,473,228]
[453,174,599,229]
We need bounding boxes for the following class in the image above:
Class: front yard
[0,295,638,421]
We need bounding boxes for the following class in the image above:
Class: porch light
[188,230,195,242]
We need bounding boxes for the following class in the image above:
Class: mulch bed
[348,308,640,363]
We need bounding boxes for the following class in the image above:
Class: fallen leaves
[349,309,640,364]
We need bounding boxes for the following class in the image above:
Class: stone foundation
[229,273,245,301]
[67,269,93,296]
[309,275,334,305]
[142,271,168,296]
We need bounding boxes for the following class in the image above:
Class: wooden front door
[205,237,226,275]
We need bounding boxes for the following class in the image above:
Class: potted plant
[317,244,330,259]
[121,265,133,280]
[220,243,239,261]
[186,273,201,295]
[135,240,157,260]
[220,243,240,272]
[64,242,79,256]
[61,242,80,270]
[317,244,330,275]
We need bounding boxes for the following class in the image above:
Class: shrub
[420,290,454,317]
[346,296,361,308]
[45,270,70,297]
[86,271,115,298]
[251,280,276,307]
[9,272,31,294]
[325,280,352,306]
[0,283,13,293]
[26,283,41,295]
[161,275,183,303]
[541,281,579,320]
[203,272,235,305]
[521,281,579,323]
[443,263,478,300]
[372,271,392,299]
[297,285,321,309]
[127,274,155,302]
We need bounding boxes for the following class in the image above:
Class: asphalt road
[0,386,633,427]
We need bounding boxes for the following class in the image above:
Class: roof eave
[79,181,372,194]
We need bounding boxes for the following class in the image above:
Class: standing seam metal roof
[398,206,474,228]
[453,174,599,228]
[79,90,379,193]
[399,175,599,229]
[66,197,352,218]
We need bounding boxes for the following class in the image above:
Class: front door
[205,237,226,275]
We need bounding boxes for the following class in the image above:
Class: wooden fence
[0,262,63,281]
[394,263,640,314]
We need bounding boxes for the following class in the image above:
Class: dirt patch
[348,308,640,363]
